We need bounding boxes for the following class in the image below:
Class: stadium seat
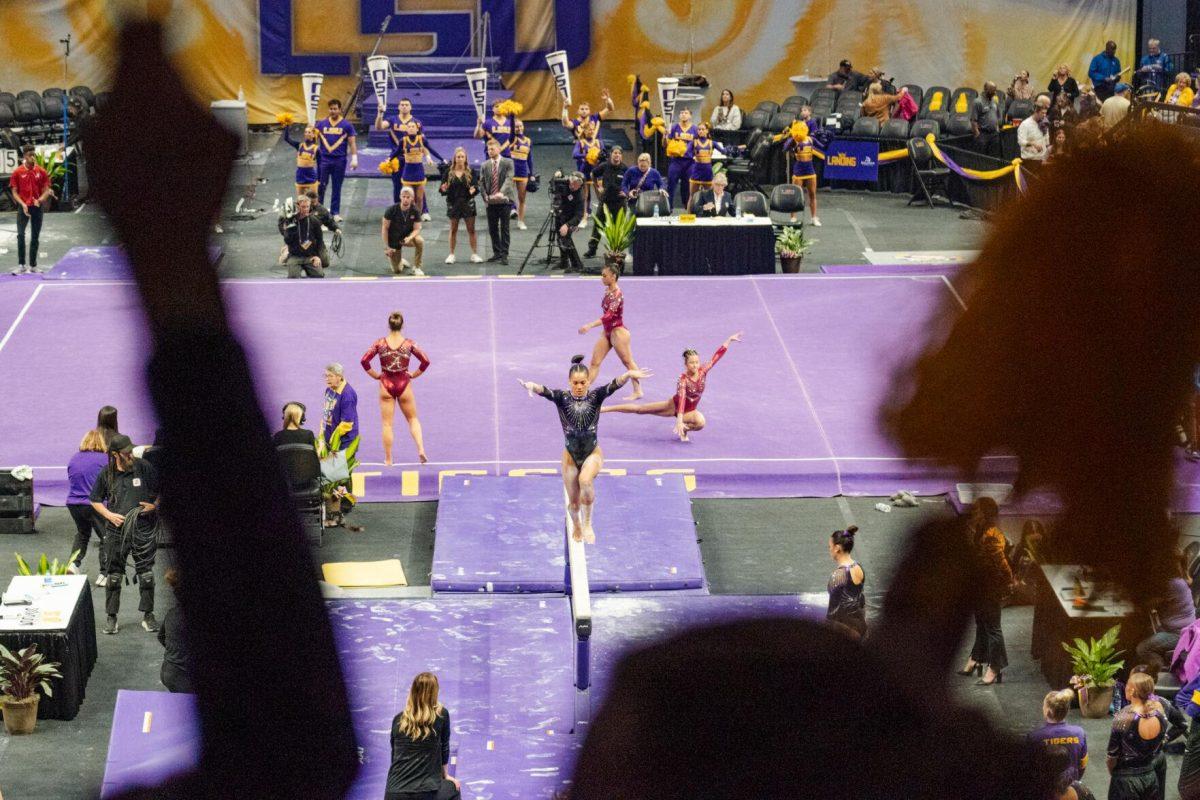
[907,137,951,208]
[950,87,978,116]
[780,95,808,111]
[919,86,951,119]
[755,100,781,114]
[1005,98,1033,123]
[809,87,840,117]
[880,117,911,140]
[634,189,671,218]
[743,108,771,131]
[734,190,769,217]
[14,96,41,127]
[944,114,973,137]
[769,183,805,215]
[40,94,65,127]
[835,95,862,122]
[16,90,43,114]
[0,91,16,111]
[69,85,95,107]
[851,116,881,137]
[42,87,65,100]
[0,103,15,131]
[901,85,924,110]
[767,110,795,132]
[93,91,112,112]
[909,118,941,140]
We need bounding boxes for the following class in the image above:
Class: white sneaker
[412,267,426,276]
[95,574,108,587]
[421,212,431,222]
[401,258,411,268]
[517,221,528,230]
[277,245,288,265]
[469,253,483,263]
[11,265,28,275]
[811,216,822,226]
[334,214,344,224]
[444,253,457,264]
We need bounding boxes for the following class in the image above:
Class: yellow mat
[321,559,408,587]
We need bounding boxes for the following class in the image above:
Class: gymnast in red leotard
[361,311,431,465]
[603,332,741,441]
[578,264,644,400]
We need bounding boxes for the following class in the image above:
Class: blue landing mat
[44,245,224,280]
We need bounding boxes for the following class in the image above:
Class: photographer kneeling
[279,195,333,278]
[555,171,586,273]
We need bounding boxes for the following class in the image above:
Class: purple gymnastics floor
[2,274,1025,504]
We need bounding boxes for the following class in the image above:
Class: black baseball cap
[840,59,853,68]
[108,434,133,453]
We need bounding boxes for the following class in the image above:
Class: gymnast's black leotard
[538,379,621,468]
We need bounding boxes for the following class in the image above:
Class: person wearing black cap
[827,60,869,94]
[89,433,161,634]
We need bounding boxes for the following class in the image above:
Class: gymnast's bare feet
[418,451,428,464]
[572,522,584,542]
[583,525,596,544]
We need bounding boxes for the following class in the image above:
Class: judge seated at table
[621,153,664,207]
[690,173,735,217]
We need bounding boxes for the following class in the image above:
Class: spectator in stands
[621,152,663,207]
[1138,39,1171,93]
[1166,73,1196,107]
[710,89,742,132]
[1089,40,1123,101]
[862,82,906,123]
[971,82,1004,158]
[827,59,869,94]
[279,195,329,278]
[1048,65,1082,105]
[1009,70,1035,101]
[8,145,52,274]
[1018,97,1052,165]
[691,172,735,217]
[867,67,898,95]
[1028,689,1089,780]
[1047,128,1070,163]
[272,402,317,449]
[157,568,192,693]
[66,428,109,580]
[1049,91,1079,130]
[386,672,460,800]
[1135,566,1195,671]
[320,363,359,455]
[586,147,627,258]
[382,186,425,276]
[1078,84,1103,120]
[1101,83,1133,129]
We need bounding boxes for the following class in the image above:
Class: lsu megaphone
[367,56,391,111]
[302,73,324,127]
[465,68,489,119]
[545,50,572,105]
[657,77,679,125]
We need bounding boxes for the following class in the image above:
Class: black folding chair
[906,137,951,208]
[276,443,326,547]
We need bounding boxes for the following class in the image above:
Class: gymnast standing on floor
[579,264,644,399]
[518,356,651,543]
[603,332,741,440]
[361,312,430,465]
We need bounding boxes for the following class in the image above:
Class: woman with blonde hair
[437,146,482,264]
[1167,73,1195,106]
[66,427,111,580]
[1027,689,1088,781]
[1107,672,1167,800]
[386,672,460,800]
[1048,65,1081,105]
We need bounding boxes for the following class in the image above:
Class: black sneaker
[141,613,159,633]
[103,616,119,635]
[583,249,597,259]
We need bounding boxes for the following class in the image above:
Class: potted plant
[596,205,636,272]
[15,551,79,576]
[0,644,62,734]
[1063,624,1124,718]
[32,149,69,211]
[774,226,813,273]
[318,427,360,528]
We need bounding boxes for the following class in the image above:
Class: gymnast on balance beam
[518,355,651,544]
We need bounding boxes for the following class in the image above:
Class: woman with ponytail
[519,355,651,543]
[827,526,867,638]
[386,672,460,800]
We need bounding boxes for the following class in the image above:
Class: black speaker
[0,469,35,534]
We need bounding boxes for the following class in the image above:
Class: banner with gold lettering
[823,139,880,181]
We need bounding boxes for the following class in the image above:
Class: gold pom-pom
[495,99,524,118]
[627,74,636,87]
[586,145,601,165]
[276,111,296,127]
[640,100,651,110]
[666,138,688,158]
[789,120,810,141]
[378,158,400,175]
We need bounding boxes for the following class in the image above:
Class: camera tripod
[517,209,561,275]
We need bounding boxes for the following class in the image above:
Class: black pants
[486,202,511,258]
[67,504,105,569]
[588,198,623,252]
[106,524,157,617]
[1109,764,1159,800]
[1179,717,1200,800]
[969,597,1008,671]
[161,661,193,693]
[16,205,43,267]
[975,131,1002,160]
[558,227,583,272]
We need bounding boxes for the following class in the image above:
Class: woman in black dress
[386,672,461,800]
[826,525,866,639]
[438,146,482,265]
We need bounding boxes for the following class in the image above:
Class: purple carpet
[4,275,1033,504]
[43,246,223,281]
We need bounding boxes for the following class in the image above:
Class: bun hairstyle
[388,312,405,332]
[831,525,859,552]
[569,354,590,378]
[1043,689,1072,722]
[682,348,699,361]
[602,263,621,279]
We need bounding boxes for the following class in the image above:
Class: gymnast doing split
[603,332,742,441]
[361,312,430,465]
[579,264,644,400]
[518,355,651,543]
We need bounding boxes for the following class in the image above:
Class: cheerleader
[573,121,604,224]
[509,120,534,230]
[686,123,729,203]
[392,120,444,225]
[475,100,514,156]
[375,98,426,210]
[282,125,321,197]
[665,107,698,209]
[561,90,614,139]
[781,121,820,226]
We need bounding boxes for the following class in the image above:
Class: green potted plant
[596,205,636,273]
[1063,624,1124,718]
[32,149,69,210]
[318,428,360,528]
[0,644,62,734]
[774,226,813,273]
[15,551,80,576]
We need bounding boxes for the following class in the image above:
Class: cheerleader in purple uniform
[394,120,444,223]
[665,107,698,209]
[509,120,534,230]
[783,122,821,226]
[573,120,604,224]
[686,122,730,204]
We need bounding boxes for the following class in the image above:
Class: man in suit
[479,139,517,264]
[691,172,735,217]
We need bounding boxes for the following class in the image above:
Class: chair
[41,94,65,126]
[93,91,111,112]
[16,90,43,114]
[0,104,15,133]
[0,92,15,110]
[919,86,951,117]
[754,100,781,114]
[635,189,671,218]
[950,87,978,116]
[1005,98,1034,123]
[944,114,974,137]
[851,116,881,137]
[13,97,42,128]
[276,443,325,547]
[42,87,65,101]
[734,189,769,217]
[769,183,805,217]
[835,95,862,122]
[780,95,808,111]
[743,109,771,131]
[767,110,795,132]
[901,85,924,110]
[69,85,95,107]
[880,117,911,140]
[906,137,951,208]
[909,118,941,141]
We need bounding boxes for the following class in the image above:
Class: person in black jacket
[690,172,735,217]
[585,148,627,258]
[386,672,461,800]
[157,568,192,693]
[279,195,329,278]
[556,172,586,273]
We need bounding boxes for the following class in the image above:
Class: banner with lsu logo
[656,77,679,125]
[822,139,880,182]
[301,73,323,127]
[366,56,390,109]
[465,68,489,119]
[545,50,571,106]
[0,0,1134,124]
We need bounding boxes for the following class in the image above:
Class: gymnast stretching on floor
[519,355,651,543]
[361,311,430,465]
[580,264,644,400]
[604,333,741,440]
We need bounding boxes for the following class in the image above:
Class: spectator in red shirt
[9,145,52,274]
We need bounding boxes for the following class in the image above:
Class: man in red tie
[479,139,516,265]
[9,146,52,274]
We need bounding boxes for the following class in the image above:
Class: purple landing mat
[5,276,1028,506]
[820,263,968,277]
[43,245,224,281]
[100,690,199,799]
[588,474,704,592]
[103,598,576,800]
[0,279,40,336]
[455,732,579,800]
[432,477,567,593]
[587,595,823,711]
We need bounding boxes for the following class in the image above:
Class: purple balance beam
[101,690,200,799]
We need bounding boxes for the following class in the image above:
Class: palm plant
[32,149,69,199]
[0,644,62,702]
[774,226,814,258]
[596,204,636,261]
[15,551,80,576]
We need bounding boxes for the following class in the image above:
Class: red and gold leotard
[674,345,727,414]
[361,337,431,398]
[601,285,624,339]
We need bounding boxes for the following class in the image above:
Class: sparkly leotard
[673,345,727,414]
[361,337,431,398]
[538,378,621,467]
[826,562,867,637]
[601,285,624,342]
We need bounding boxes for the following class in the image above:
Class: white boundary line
[488,279,502,476]
[0,283,44,355]
[940,274,968,311]
[750,277,845,493]
[30,274,951,288]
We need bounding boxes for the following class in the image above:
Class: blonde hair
[1043,689,1072,722]
[1127,672,1155,702]
[867,81,884,96]
[398,672,443,740]
[1177,73,1193,86]
[79,429,107,453]
[282,403,304,430]
[451,146,468,171]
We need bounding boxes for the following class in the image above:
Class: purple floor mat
[0,279,40,336]
[43,246,223,281]
[456,731,579,800]
[4,276,1033,505]
[101,691,199,799]
[587,595,823,712]
[820,263,967,277]
[588,475,703,592]
[432,477,567,593]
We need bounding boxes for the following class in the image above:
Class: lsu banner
[301,73,323,127]
[366,56,390,108]
[823,139,880,182]
[545,50,571,106]
[465,68,489,119]
[657,77,679,125]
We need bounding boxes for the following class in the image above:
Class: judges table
[1031,564,1144,688]
[0,575,98,720]
[631,216,776,276]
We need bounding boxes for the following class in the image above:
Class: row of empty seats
[0,85,106,146]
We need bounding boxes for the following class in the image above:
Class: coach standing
[480,139,516,265]
[9,145,52,274]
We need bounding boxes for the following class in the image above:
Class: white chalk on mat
[142,711,152,733]
[486,581,494,592]
[487,740,494,750]
[669,566,677,574]
[874,502,892,513]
